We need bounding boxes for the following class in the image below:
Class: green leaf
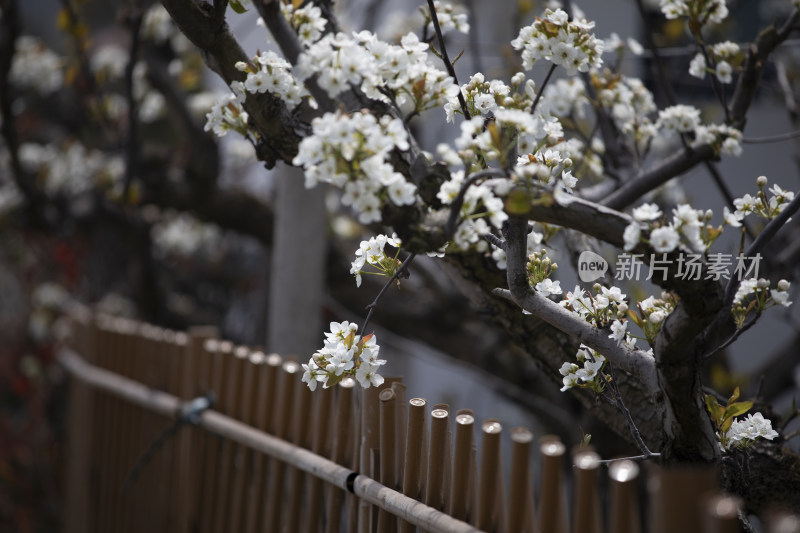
[229,0,248,14]
[727,386,740,405]
[704,394,724,424]
[723,400,753,422]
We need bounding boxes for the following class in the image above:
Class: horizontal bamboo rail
[59,348,482,533]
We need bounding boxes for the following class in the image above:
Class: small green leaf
[704,394,723,424]
[229,0,248,14]
[728,386,740,405]
[721,416,734,434]
[723,400,753,422]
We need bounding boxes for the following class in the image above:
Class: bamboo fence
[59,311,796,533]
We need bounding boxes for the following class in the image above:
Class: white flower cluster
[660,0,729,25]
[511,8,604,75]
[293,110,415,224]
[732,176,796,221]
[634,293,675,346]
[424,1,470,36]
[656,104,700,134]
[689,41,740,84]
[350,233,402,287]
[142,4,176,44]
[559,345,606,391]
[623,202,712,253]
[542,78,588,119]
[280,2,327,44]
[560,284,632,347]
[436,168,506,250]
[204,93,249,137]
[444,72,532,123]
[19,142,124,197]
[151,211,222,257]
[731,278,791,328]
[295,31,455,116]
[596,74,657,148]
[724,412,779,450]
[515,148,577,193]
[10,36,63,94]
[695,123,743,157]
[302,321,385,390]
[235,50,310,111]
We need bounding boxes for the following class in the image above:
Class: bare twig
[743,130,800,144]
[605,363,655,456]
[122,3,144,204]
[360,253,417,336]
[531,64,556,115]
[426,0,470,120]
[444,168,508,237]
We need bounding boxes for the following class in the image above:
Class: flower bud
[756,175,768,187]
[235,61,248,71]
[617,303,628,314]
[649,310,666,324]
[705,209,714,220]
[563,157,573,168]
[593,283,602,292]
[757,278,769,289]
[778,279,790,291]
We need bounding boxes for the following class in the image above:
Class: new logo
[578,251,608,282]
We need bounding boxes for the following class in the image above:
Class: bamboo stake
[186,328,219,533]
[508,427,535,533]
[572,449,602,533]
[539,436,568,533]
[245,353,282,533]
[304,383,335,533]
[450,412,475,523]
[476,419,502,532]
[199,339,233,533]
[649,466,717,533]
[263,360,301,532]
[378,388,399,533]
[608,460,640,533]
[705,495,742,533]
[286,368,315,533]
[227,346,256,533]
[326,378,356,533]
[400,398,427,533]
[166,331,192,533]
[426,407,450,513]
[63,313,94,533]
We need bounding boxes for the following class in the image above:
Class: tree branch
[426,0,470,120]
[160,0,307,168]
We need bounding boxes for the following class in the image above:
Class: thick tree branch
[160,0,307,168]
[599,143,716,210]
[496,216,658,389]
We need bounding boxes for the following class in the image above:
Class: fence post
[608,459,640,533]
[378,388,398,533]
[400,398,427,533]
[572,449,602,533]
[704,494,742,533]
[450,412,475,524]
[539,436,568,533]
[508,426,535,533]
[63,311,95,533]
[477,419,503,532]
